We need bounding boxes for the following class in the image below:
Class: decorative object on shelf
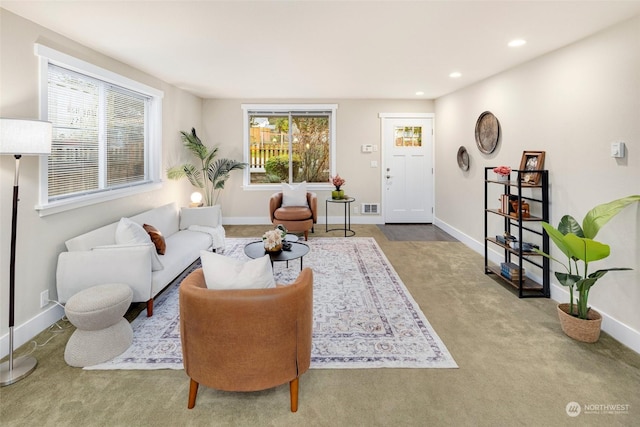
[167,128,247,206]
[509,199,530,218]
[509,241,539,252]
[518,151,545,185]
[0,118,52,386]
[495,233,516,245]
[457,146,469,171]
[330,174,346,199]
[536,195,640,342]
[474,111,500,154]
[493,165,511,181]
[262,228,284,253]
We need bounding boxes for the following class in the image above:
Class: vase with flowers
[262,229,283,253]
[493,166,511,182]
[331,174,346,199]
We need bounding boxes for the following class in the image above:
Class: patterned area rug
[86,237,457,370]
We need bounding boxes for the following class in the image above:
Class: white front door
[382,117,433,223]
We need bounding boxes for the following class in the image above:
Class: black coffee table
[243,241,310,270]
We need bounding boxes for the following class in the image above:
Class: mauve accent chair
[179,267,313,412]
[269,192,317,240]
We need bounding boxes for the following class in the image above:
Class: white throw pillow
[200,250,275,290]
[115,217,152,245]
[282,181,308,207]
[93,243,164,271]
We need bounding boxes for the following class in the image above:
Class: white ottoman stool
[64,283,133,367]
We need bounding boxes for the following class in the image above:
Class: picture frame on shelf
[519,151,545,185]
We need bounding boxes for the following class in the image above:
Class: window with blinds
[47,64,149,200]
[35,43,163,215]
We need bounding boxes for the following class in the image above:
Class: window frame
[241,103,337,191]
[35,44,164,216]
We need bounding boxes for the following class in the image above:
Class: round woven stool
[64,283,133,367]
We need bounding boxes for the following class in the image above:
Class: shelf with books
[484,167,550,298]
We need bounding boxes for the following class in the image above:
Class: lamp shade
[0,118,52,155]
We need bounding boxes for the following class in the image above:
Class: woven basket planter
[557,303,602,343]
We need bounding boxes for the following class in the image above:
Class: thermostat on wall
[361,144,374,153]
[611,142,626,158]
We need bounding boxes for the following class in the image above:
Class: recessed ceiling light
[415,91,424,96]
[508,39,527,47]
[449,72,462,78]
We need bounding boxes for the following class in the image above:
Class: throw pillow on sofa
[200,250,275,290]
[114,218,164,271]
[143,224,166,255]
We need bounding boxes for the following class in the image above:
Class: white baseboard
[434,217,640,355]
[1,303,65,359]
[222,215,384,226]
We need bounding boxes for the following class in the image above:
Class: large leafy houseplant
[537,195,640,320]
[167,128,246,206]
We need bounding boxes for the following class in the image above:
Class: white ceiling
[3,1,640,99]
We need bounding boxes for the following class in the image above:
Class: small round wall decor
[457,146,469,171]
[475,111,500,154]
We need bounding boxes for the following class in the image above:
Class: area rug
[86,237,457,370]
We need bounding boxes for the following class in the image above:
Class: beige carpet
[1,224,639,427]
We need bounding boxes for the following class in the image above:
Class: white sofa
[56,202,224,316]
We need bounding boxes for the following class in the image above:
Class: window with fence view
[247,107,334,184]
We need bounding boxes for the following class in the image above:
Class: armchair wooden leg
[188,378,199,409]
[289,377,299,412]
[146,299,154,317]
[303,230,308,241]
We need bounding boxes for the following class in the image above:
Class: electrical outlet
[40,290,49,308]
[353,206,359,214]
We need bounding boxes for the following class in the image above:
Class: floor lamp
[0,118,52,386]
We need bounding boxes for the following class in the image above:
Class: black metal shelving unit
[484,167,550,298]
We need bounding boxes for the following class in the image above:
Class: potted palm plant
[536,195,640,342]
[167,128,246,206]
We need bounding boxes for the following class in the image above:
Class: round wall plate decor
[457,146,469,171]
[475,111,500,154]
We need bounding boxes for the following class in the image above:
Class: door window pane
[394,126,422,147]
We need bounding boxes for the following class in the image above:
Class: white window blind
[47,64,149,200]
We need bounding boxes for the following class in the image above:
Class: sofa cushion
[274,206,312,221]
[129,203,180,238]
[143,224,166,255]
[180,205,222,230]
[200,251,275,290]
[282,181,308,207]
[150,230,212,296]
[93,243,164,272]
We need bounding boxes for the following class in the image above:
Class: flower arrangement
[493,166,511,176]
[330,174,346,190]
[262,229,283,251]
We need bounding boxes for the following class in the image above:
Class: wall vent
[361,203,380,215]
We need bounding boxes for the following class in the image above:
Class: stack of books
[501,262,525,282]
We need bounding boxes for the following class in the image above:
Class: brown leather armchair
[179,267,313,412]
[269,192,317,240]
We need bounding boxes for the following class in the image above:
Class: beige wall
[0,10,202,346]
[202,98,433,221]
[434,16,640,336]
